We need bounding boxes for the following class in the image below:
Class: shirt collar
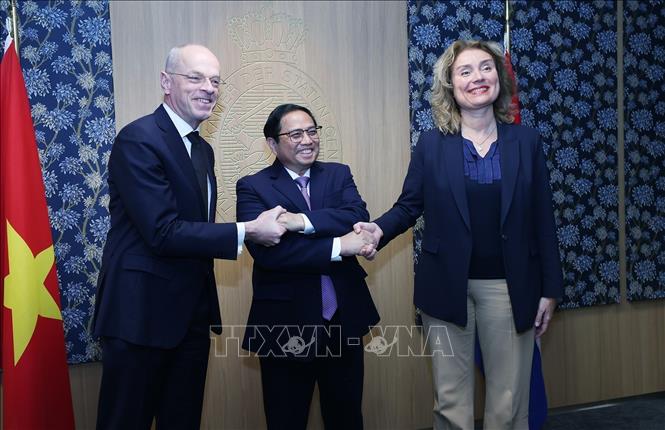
[462,136,499,159]
[283,166,311,181]
[162,102,199,138]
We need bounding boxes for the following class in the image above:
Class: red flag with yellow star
[1,37,75,429]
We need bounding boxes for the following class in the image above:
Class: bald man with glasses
[93,44,286,429]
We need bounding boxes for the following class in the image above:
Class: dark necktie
[294,175,338,320]
[187,131,209,220]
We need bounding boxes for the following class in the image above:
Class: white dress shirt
[283,167,342,261]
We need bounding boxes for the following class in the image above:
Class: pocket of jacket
[252,284,295,301]
[529,240,540,256]
[121,254,175,279]
[422,235,440,254]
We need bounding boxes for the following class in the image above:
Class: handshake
[244,206,384,260]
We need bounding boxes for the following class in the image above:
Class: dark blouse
[463,135,501,183]
[463,137,505,279]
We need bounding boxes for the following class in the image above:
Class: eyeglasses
[166,72,225,88]
[277,126,322,143]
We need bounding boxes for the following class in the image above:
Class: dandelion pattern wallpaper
[1,0,114,363]
[623,1,665,301]
[408,0,622,308]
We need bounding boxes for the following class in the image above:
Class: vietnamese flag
[1,37,75,429]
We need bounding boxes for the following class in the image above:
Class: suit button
[501,234,508,240]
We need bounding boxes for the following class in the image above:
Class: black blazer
[236,160,380,357]
[375,124,563,333]
[93,105,238,348]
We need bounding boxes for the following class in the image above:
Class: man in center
[236,104,379,429]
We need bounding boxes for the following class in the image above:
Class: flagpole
[9,0,20,53]
[504,0,510,53]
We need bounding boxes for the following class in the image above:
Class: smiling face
[451,48,500,113]
[160,45,221,129]
[268,109,320,175]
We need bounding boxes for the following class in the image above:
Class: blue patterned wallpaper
[1,0,114,363]
[510,0,620,307]
[408,0,621,309]
[624,0,665,301]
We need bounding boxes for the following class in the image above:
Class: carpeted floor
[541,391,665,430]
[418,391,665,430]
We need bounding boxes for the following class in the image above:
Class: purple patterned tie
[294,176,338,320]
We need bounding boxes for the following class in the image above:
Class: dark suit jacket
[236,160,380,356]
[375,124,563,333]
[93,105,238,348]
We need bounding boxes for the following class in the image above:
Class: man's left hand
[277,212,306,232]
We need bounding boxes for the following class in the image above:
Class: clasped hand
[345,222,383,259]
[249,209,384,258]
[244,206,287,246]
[277,211,306,232]
[273,211,384,258]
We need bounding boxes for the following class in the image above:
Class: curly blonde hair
[430,40,516,135]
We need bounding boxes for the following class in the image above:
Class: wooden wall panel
[542,301,665,408]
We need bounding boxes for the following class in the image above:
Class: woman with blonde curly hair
[356,39,563,429]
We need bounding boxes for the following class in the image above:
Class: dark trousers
[96,295,211,430]
[259,315,365,430]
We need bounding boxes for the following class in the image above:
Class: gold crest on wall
[203,7,342,222]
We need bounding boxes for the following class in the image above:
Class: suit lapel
[209,166,217,222]
[499,124,519,227]
[203,141,216,222]
[444,134,471,231]
[269,160,311,212]
[155,105,208,220]
[308,162,326,210]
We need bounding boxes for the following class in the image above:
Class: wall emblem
[203,7,342,222]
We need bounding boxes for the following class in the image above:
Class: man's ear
[160,71,172,94]
[266,137,278,154]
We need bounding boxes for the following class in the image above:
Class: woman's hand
[534,297,557,338]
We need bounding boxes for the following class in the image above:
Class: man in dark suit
[236,104,380,429]
[93,44,286,430]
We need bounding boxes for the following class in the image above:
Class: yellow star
[3,220,62,366]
